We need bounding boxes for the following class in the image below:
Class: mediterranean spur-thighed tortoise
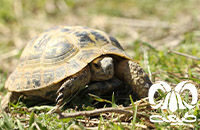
[1,26,152,113]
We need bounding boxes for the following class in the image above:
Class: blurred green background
[1,0,200,101]
[0,0,200,129]
[1,0,200,105]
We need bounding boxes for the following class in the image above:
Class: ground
[0,0,200,129]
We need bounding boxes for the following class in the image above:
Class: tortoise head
[90,56,114,81]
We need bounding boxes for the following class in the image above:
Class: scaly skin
[48,66,91,114]
[115,60,152,98]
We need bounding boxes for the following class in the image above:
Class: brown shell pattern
[6,26,131,92]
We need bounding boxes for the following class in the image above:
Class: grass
[1,0,200,129]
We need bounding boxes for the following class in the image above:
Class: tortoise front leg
[115,60,152,98]
[48,66,91,114]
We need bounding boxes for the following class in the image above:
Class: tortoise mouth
[97,73,114,81]
[91,71,114,81]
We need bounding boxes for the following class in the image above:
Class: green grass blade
[132,104,138,130]
[112,92,117,107]
[29,111,35,128]
[16,119,24,130]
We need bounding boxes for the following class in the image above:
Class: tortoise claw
[56,80,72,95]
[56,93,63,103]
[56,87,64,95]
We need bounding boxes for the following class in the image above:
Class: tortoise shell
[5,26,131,92]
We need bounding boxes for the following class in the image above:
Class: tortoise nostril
[107,64,113,70]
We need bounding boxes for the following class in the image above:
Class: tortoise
[1,26,152,113]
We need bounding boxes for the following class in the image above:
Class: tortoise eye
[93,63,100,69]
